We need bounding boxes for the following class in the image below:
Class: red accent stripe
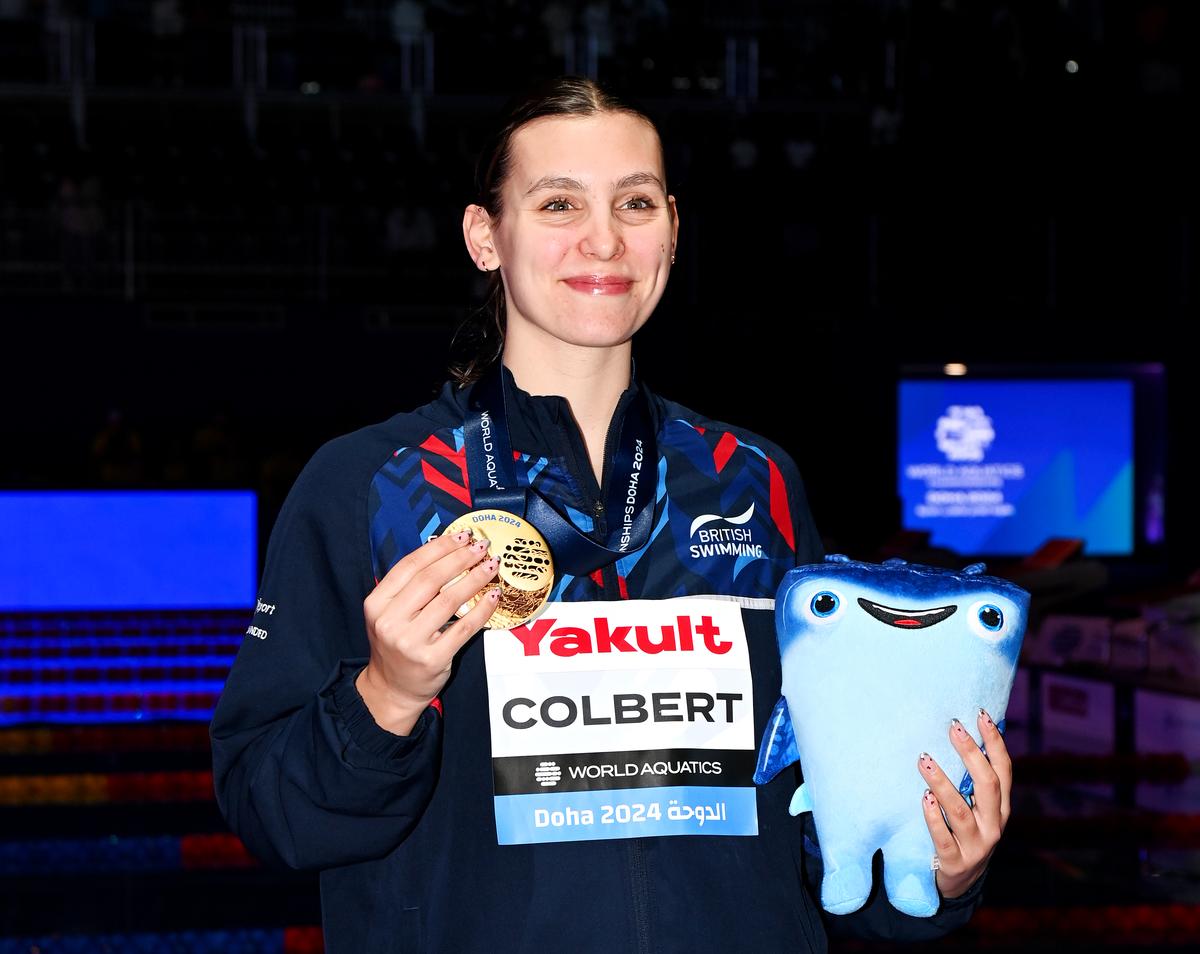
[421,459,472,507]
[768,458,796,552]
[419,434,468,479]
[589,569,605,588]
[618,575,629,599]
[713,431,738,474]
[694,425,706,434]
[417,432,468,496]
[429,697,443,716]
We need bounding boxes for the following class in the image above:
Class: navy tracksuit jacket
[210,369,983,952]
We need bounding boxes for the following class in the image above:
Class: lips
[563,275,634,295]
[856,597,958,629]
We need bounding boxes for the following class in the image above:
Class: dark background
[4,0,1195,572]
[1,1,1197,952]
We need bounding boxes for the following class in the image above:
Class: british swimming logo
[688,503,763,560]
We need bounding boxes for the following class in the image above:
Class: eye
[967,599,1010,641]
[811,591,839,616]
[978,604,1003,631]
[541,197,575,212]
[621,195,655,211]
[801,589,845,624]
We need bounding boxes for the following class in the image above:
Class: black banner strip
[493,748,755,796]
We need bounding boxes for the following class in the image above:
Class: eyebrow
[524,172,666,196]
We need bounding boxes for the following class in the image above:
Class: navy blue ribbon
[463,364,657,576]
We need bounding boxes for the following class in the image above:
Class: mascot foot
[820,864,872,915]
[883,865,940,918]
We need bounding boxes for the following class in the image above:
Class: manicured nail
[480,557,499,573]
[978,707,994,727]
[486,588,501,602]
[453,530,471,543]
[951,718,967,738]
[919,753,935,772]
[469,538,489,553]
[923,789,936,806]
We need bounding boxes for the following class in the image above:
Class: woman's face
[490,112,678,353]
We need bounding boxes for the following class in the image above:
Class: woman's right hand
[356,530,500,734]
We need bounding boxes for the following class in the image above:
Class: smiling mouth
[856,598,958,629]
[563,276,634,295]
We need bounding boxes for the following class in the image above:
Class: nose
[579,213,624,261]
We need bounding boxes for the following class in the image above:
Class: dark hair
[447,76,664,386]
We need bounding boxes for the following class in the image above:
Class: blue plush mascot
[754,555,1029,917]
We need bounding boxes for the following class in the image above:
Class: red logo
[509,615,732,657]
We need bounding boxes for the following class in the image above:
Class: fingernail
[486,588,501,602]
[923,789,936,806]
[919,753,935,772]
[469,538,489,553]
[951,718,967,738]
[453,530,471,543]
[481,557,499,573]
[978,707,994,727]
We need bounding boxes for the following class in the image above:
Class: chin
[565,315,649,349]
[508,294,655,351]
[541,304,649,348]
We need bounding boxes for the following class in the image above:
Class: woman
[211,77,1008,953]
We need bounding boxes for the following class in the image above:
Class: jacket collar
[453,362,657,460]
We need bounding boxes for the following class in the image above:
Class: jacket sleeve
[209,438,441,871]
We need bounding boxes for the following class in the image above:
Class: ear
[463,204,497,272]
[668,195,680,260]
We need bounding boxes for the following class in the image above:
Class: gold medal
[442,509,554,630]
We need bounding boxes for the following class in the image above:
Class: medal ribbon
[463,363,657,576]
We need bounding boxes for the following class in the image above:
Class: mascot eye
[978,604,1003,631]
[967,599,1009,640]
[796,586,845,625]
[811,592,840,617]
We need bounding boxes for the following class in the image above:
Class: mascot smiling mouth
[856,598,958,629]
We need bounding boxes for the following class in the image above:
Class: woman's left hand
[917,708,1012,899]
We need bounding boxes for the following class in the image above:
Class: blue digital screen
[898,380,1134,556]
[0,491,257,610]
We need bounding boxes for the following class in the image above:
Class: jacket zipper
[560,387,636,601]
[556,389,651,951]
[629,838,653,954]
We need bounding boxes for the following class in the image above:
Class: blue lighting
[0,491,257,610]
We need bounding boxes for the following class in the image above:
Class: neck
[501,338,632,486]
